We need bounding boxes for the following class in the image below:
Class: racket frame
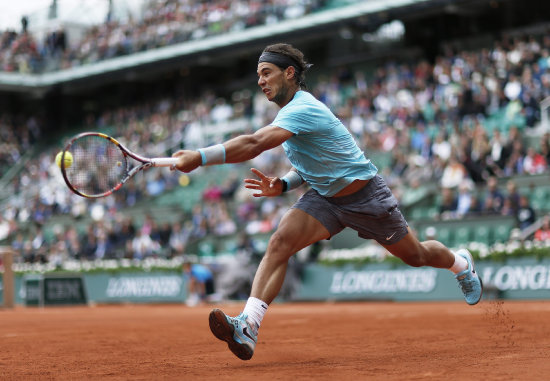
[60,132,179,198]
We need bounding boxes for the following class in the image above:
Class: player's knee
[266,231,295,261]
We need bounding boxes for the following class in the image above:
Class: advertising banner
[296,258,550,301]
[22,274,87,306]
[8,258,550,305]
[84,272,186,303]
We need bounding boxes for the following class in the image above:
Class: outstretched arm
[172,125,293,172]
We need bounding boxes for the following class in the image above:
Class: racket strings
[64,135,128,196]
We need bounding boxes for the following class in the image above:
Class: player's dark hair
[261,43,312,89]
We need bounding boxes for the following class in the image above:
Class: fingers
[170,151,184,171]
[244,184,261,190]
[244,178,261,185]
[250,167,266,179]
[169,150,201,173]
[246,168,281,198]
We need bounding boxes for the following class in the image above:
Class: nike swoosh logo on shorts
[386,232,396,241]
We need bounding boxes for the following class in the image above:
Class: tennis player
[172,43,483,361]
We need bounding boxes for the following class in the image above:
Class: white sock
[449,251,469,274]
[243,297,268,330]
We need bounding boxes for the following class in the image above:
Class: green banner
[478,258,550,299]
[44,276,87,305]
[23,276,42,306]
[297,263,456,301]
[13,271,186,305]
[296,258,550,301]
[23,275,87,306]
[83,271,186,303]
[7,258,550,305]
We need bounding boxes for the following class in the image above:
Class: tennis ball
[55,151,73,168]
[179,174,190,187]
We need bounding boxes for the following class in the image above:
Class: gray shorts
[292,175,408,245]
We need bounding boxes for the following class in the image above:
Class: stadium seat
[530,187,548,211]
[473,224,492,245]
[370,151,393,171]
[198,239,216,256]
[493,224,512,243]
[454,226,471,246]
[433,226,453,247]
[410,208,427,220]
[426,207,439,219]
[220,237,239,254]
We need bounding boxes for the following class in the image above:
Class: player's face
[257,62,293,106]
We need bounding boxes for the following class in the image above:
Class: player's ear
[285,66,296,80]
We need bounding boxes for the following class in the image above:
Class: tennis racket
[60,132,179,198]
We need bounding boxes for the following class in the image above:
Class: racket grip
[151,157,180,167]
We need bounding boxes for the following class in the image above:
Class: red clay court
[1,300,549,380]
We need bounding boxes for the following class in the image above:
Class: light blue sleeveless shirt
[271,91,377,196]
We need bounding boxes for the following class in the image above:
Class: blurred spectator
[441,154,470,189]
[456,182,474,217]
[211,204,237,236]
[516,194,536,230]
[431,132,451,162]
[0,215,9,241]
[505,180,521,214]
[93,229,113,259]
[169,222,191,256]
[523,146,547,174]
[534,215,550,241]
[482,176,505,214]
[439,187,458,220]
[130,229,160,259]
[503,133,525,176]
[203,182,223,202]
[487,130,506,174]
[183,261,215,306]
[540,133,550,165]
[82,225,98,260]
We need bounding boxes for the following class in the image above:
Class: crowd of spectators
[0,0,328,73]
[0,115,42,178]
[3,26,550,265]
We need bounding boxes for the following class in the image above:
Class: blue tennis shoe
[209,309,257,360]
[455,249,483,305]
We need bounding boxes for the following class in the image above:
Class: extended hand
[171,150,202,173]
[244,168,283,197]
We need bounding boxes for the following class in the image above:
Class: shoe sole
[209,309,254,360]
[464,250,484,305]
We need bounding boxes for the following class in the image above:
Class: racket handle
[151,157,180,167]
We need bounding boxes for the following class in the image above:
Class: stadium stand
[0,0,330,74]
[2,0,550,266]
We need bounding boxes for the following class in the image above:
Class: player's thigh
[269,207,330,255]
[380,226,422,260]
